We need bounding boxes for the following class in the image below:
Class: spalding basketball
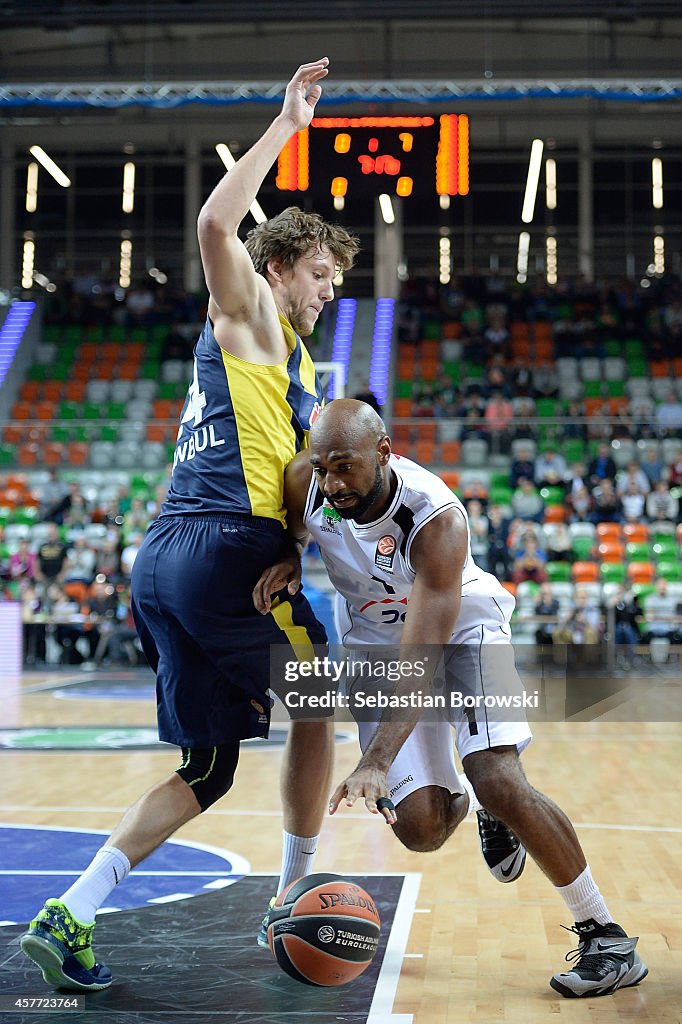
[267,872,381,987]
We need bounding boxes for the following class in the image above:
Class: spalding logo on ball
[267,872,381,986]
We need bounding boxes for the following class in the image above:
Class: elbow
[197,208,232,243]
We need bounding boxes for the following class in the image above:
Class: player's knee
[392,788,450,852]
[175,743,240,812]
[466,750,530,822]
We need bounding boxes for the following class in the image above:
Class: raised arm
[197,58,328,322]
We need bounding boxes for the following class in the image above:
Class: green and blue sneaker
[20,899,112,991]
[256,896,277,949]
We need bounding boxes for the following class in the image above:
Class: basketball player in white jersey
[254,399,647,999]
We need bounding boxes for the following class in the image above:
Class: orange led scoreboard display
[276,114,469,199]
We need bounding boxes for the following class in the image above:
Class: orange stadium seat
[3,425,23,444]
[17,444,39,467]
[35,400,56,421]
[439,470,460,491]
[116,361,140,379]
[598,540,625,562]
[608,397,628,415]
[391,424,411,447]
[420,362,438,381]
[650,360,670,378]
[534,341,554,360]
[19,381,41,402]
[414,423,437,443]
[421,341,440,360]
[64,381,87,402]
[42,381,63,401]
[393,398,412,417]
[440,440,461,464]
[414,441,436,464]
[572,561,599,583]
[510,322,529,340]
[544,505,566,523]
[67,442,89,467]
[11,401,31,420]
[64,581,87,604]
[42,443,64,467]
[627,561,655,584]
[534,322,553,342]
[511,339,531,359]
[622,523,649,544]
[596,522,621,541]
[442,321,461,339]
[583,398,605,417]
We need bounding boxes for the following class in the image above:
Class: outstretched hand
[252,556,302,615]
[280,58,329,132]
[329,766,397,825]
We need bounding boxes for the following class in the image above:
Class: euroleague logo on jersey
[375,535,397,570]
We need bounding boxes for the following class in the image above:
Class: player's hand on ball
[252,557,301,614]
[329,768,397,825]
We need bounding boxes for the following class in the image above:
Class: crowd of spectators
[0,470,168,667]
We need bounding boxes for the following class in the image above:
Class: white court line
[0,870,242,876]
[1,808,682,833]
[366,871,421,1024]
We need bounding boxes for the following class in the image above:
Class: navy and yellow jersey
[162,314,323,525]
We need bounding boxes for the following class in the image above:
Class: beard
[328,464,385,521]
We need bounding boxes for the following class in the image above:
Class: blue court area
[0,825,250,925]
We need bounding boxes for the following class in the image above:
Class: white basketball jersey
[303,453,488,645]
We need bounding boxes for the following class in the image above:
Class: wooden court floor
[2,667,681,1023]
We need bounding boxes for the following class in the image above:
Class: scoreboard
[276,115,469,200]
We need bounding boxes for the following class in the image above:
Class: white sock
[458,773,482,815]
[555,865,612,926]
[60,846,131,924]
[277,831,320,896]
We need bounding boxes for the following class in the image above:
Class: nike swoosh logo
[500,850,521,877]
[303,849,317,856]
[595,940,632,954]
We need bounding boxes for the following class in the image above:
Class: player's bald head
[310,399,387,453]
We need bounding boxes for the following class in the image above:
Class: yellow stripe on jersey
[220,315,319,525]
[270,596,317,664]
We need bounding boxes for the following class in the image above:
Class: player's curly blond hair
[245,206,359,277]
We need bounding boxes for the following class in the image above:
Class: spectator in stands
[460,297,484,337]
[587,442,617,487]
[566,460,589,497]
[484,392,514,451]
[655,390,682,438]
[45,583,84,665]
[397,305,421,344]
[122,497,151,545]
[511,535,548,585]
[460,407,489,444]
[560,399,587,442]
[507,519,542,558]
[534,582,560,646]
[484,354,511,398]
[532,363,559,400]
[95,538,122,582]
[545,521,573,562]
[643,578,681,645]
[510,359,532,397]
[646,480,679,523]
[607,585,643,668]
[534,447,568,488]
[630,398,655,440]
[510,446,536,489]
[668,453,682,488]
[616,460,650,497]
[590,478,622,524]
[63,491,90,536]
[511,477,545,523]
[81,577,120,667]
[412,381,437,417]
[483,314,510,361]
[39,471,70,524]
[125,280,156,327]
[22,583,46,665]
[487,505,511,580]
[466,499,489,571]
[512,398,537,442]
[98,585,140,666]
[120,531,143,580]
[64,536,97,586]
[35,523,69,586]
[567,484,593,523]
[640,447,665,487]
[621,480,647,523]
[553,587,602,648]
[9,539,37,583]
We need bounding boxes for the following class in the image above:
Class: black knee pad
[175,743,240,811]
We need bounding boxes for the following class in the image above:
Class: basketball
[267,872,381,987]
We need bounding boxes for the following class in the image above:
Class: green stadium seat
[626,358,647,377]
[546,561,572,583]
[28,364,48,382]
[490,471,511,489]
[105,402,126,420]
[624,339,645,358]
[130,327,149,343]
[10,506,38,526]
[656,560,682,582]
[82,402,102,420]
[536,397,559,418]
[64,325,83,345]
[396,381,412,399]
[51,362,72,381]
[489,486,513,506]
[562,439,585,463]
[99,425,120,442]
[58,402,80,420]
[571,536,594,561]
[140,361,160,379]
[50,425,71,444]
[583,380,602,398]
[0,445,16,467]
[631,582,656,601]
[540,486,565,505]
[600,563,626,584]
[652,539,678,559]
[606,380,625,397]
[605,339,622,356]
[625,542,653,562]
[442,361,460,383]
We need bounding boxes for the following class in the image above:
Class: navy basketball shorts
[130,513,327,747]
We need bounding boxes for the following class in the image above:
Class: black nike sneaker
[550,919,648,998]
[476,809,526,883]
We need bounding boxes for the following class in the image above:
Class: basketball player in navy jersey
[21,58,358,993]
[254,400,647,999]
